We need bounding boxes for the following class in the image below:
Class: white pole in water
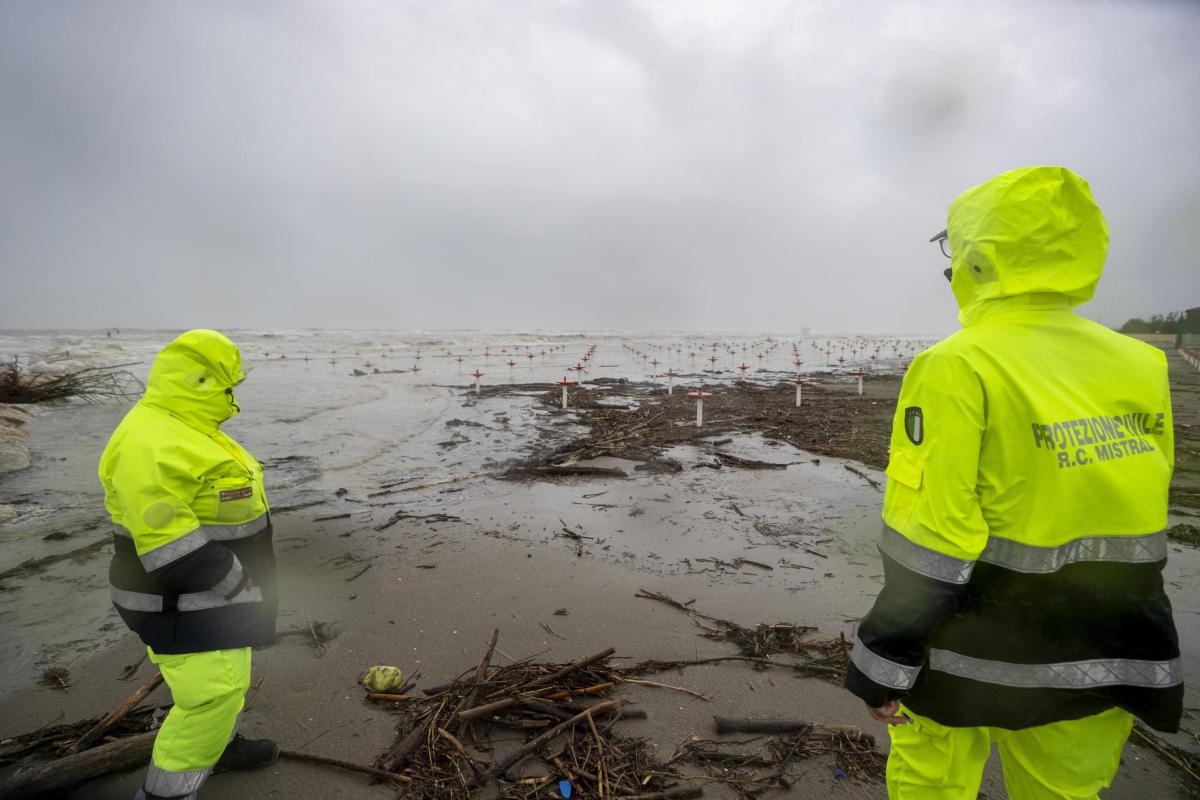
[795,381,803,407]
[667,374,674,395]
[475,376,481,394]
[857,372,864,395]
[557,378,574,409]
[688,391,712,427]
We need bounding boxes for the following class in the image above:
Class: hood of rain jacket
[141,329,246,434]
[946,166,1109,327]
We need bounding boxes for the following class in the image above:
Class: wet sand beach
[1,331,1197,798]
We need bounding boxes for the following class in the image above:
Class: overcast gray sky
[1,0,1197,335]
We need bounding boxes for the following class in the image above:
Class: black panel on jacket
[845,548,1182,732]
[109,520,277,653]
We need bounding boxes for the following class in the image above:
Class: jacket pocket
[885,448,924,490]
[883,449,924,531]
[211,477,256,523]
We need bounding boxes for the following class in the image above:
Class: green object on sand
[362,665,404,692]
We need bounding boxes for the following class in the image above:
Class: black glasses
[930,229,950,259]
[930,229,953,282]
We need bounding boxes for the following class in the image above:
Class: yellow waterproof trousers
[887,705,1132,800]
[143,647,251,798]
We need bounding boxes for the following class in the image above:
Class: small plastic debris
[559,779,573,798]
[362,665,404,692]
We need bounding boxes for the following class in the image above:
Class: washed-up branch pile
[0,703,159,768]
[375,633,694,799]
[0,672,166,798]
[670,722,885,796]
[488,378,894,479]
[631,590,851,685]
[0,358,142,404]
[0,669,396,798]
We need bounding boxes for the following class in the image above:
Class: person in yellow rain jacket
[844,166,1182,799]
[99,330,279,800]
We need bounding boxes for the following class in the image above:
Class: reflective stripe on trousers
[144,647,250,798]
[850,634,1182,692]
[113,513,269,572]
[878,525,1168,586]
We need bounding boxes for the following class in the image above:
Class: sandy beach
[1,331,1197,799]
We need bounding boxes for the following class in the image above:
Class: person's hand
[866,698,909,725]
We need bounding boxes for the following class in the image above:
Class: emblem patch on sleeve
[904,407,924,445]
[219,486,254,502]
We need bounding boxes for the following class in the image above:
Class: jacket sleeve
[845,347,989,707]
[122,456,249,598]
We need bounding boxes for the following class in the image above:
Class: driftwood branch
[474,700,620,785]
[280,749,410,783]
[457,628,499,722]
[378,705,439,774]
[0,731,155,799]
[69,672,163,753]
[493,647,617,698]
[712,717,876,747]
[713,717,812,736]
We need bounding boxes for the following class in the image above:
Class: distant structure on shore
[1182,306,1200,348]
[1118,307,1200,347]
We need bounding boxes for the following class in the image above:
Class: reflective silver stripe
[878,525,975,584]
[210,556,245,598]
[145,761,210,797]
[879,527,1167,583]
[111,587,163,612]
[139,514,269,571]
[849,635,922,690]
[176,585,262,611]
[979,532,1168,574]
[928,649,1183,689]
[111,585,262,613]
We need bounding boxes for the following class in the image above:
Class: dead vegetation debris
[1167,523,1200,547]
[371,630,886,799]
[37,667,72,691]
[670,724,885,795]
[375,511,463,531]
[374,636,687,799]
[481,379,894,480]
[0,358,142,404]
[633,590,850,684]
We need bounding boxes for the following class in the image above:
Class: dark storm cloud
[1,0,1197,334]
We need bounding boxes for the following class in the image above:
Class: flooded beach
[1,328,1198,799]
[4,2,1199,796]
[0,329,923,690]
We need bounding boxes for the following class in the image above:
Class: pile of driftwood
[670,717,885,795]
[373,632,696,799]
[369,621,884,799]
[0,673,166,798]
[0,671,394,798]
[488,377,895,480]
[0,357,142,404]
[631,590,850,685]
